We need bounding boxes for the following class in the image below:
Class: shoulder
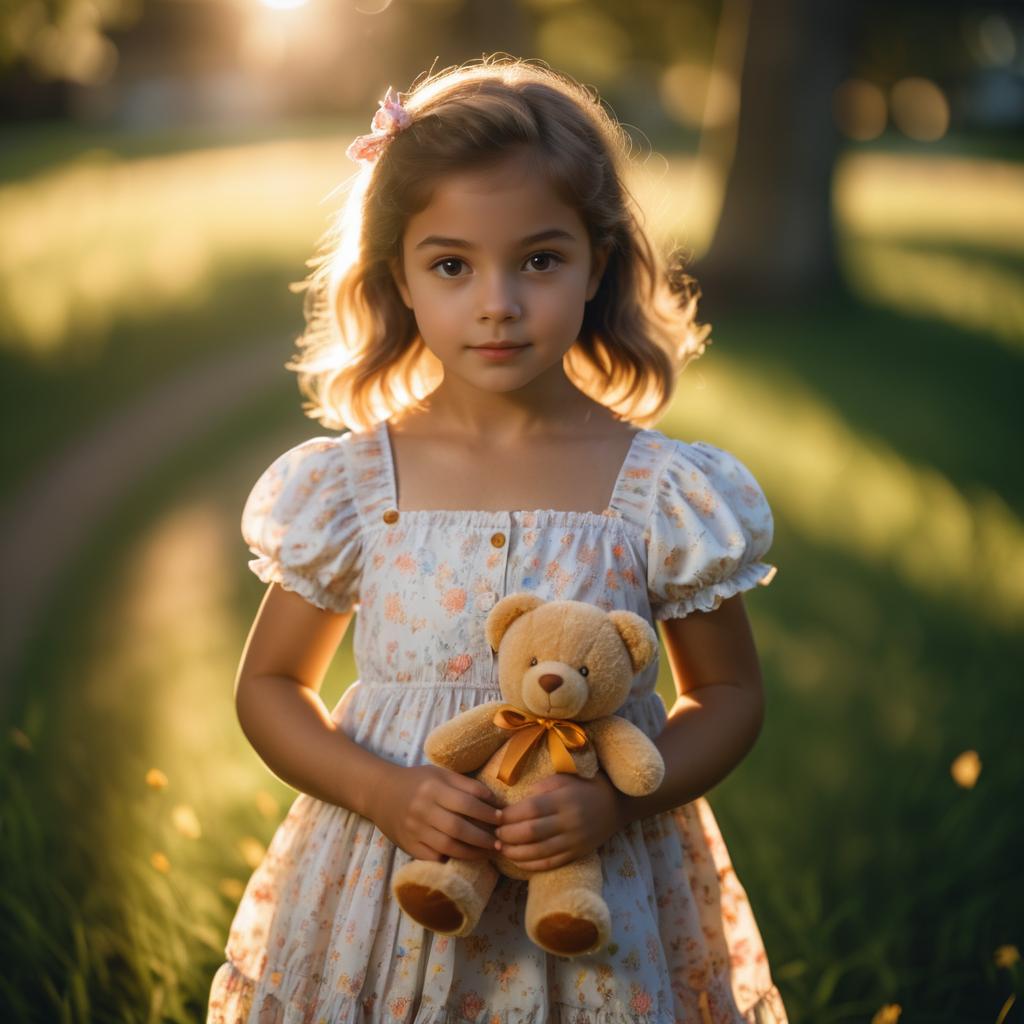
[240,432,364,613]
[642,431,774,549]
[646,431,769,503]
[642,432,777,618]
[253,432,354,481]
[677,439,770,509]
[241,433,355,523]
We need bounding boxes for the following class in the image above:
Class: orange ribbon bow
[491,705,589,785]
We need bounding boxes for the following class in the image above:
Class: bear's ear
[486,592,544,652]
[606,611,659,674]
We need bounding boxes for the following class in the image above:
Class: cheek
[406,283,457,329]
[535,280,589,334]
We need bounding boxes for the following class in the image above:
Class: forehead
[403,151,588,248]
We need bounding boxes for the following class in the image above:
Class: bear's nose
[538,674,563,693]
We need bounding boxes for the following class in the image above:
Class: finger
[496,812,561,847]
[498,792,559,826]
[425,824,495,861]
[465,797,503,826]
[410,842,445,863]
[436,809,500,851]
[499,836,575,869]
[446,772,503,806]
[428,798,495,847]
[503,850,576,872]
[439,786,503,826]
[496,796,540,825]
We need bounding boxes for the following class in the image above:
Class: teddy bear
[391,592,664,958]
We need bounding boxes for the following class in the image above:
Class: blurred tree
[1,0,142,94]
[693,0,857,310]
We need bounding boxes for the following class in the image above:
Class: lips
[473,342,529,350]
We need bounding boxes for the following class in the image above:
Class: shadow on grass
[714,282,1022,513]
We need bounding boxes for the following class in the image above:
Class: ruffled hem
[248,555,358,615]
[747,985,789,1024]
[207,958,788,1024]
[650,560,778,621]
[206,961,254,1024]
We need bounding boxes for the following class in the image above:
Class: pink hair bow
[346,86,412,164]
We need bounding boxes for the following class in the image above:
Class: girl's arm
[234,582,396,817]
[614,592,766,824]
[235,583,502,862]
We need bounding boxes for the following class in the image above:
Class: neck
[412,365,613,443]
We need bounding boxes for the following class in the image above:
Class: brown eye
[529,657,538,666]
[432,258,467,278]
[525,252,561,272]
[579,666,589,676]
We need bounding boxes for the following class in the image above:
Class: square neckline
[377,418,649,521]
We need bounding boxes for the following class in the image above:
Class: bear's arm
[587,716,666,796]
[423,701,510,773]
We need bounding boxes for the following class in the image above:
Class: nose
[478,271,521,324]
[538,674,563,693]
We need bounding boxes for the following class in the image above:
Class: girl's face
[390,149,607,394]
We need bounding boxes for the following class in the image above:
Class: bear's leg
[392,857,500,938]
[524,853,610,957]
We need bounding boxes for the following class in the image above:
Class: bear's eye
[529,657,538,667]
[579,666,589,676]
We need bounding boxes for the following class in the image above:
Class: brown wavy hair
[286,54,712,432]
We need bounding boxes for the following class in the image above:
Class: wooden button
[490,532,506,548]
[382,508,399,524]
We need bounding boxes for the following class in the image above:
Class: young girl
[207,56,788,1024]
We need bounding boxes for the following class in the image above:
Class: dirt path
[0,339,288,718]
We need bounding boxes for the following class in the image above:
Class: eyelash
[429,251,564,279]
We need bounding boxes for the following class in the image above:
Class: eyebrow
[414,228,578,251]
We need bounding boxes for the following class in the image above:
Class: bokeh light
[660,59,739,129]
[890,76,949,141]
[833,77,887,141]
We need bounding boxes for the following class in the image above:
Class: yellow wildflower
[994,944,1020,968]
[950,750,981,788]
[871,1004,902,1024]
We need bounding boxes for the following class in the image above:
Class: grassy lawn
[1,122,1022,1023]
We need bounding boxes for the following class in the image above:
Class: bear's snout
[538,673,563,693]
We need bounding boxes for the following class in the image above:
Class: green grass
[2,123,1022,1023]
[0,114,362,185]
[1,391,341,1023]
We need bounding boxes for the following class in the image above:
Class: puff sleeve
[646,440,777,620]
[240,436,361,614]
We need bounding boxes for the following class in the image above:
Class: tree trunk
[694,0,858,313]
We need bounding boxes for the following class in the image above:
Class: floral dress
[207,419,789,1024]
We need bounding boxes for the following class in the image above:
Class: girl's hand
[495,770,627,871]
[374,763,504,863]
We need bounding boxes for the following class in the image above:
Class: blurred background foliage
[1,1,1022,1022]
